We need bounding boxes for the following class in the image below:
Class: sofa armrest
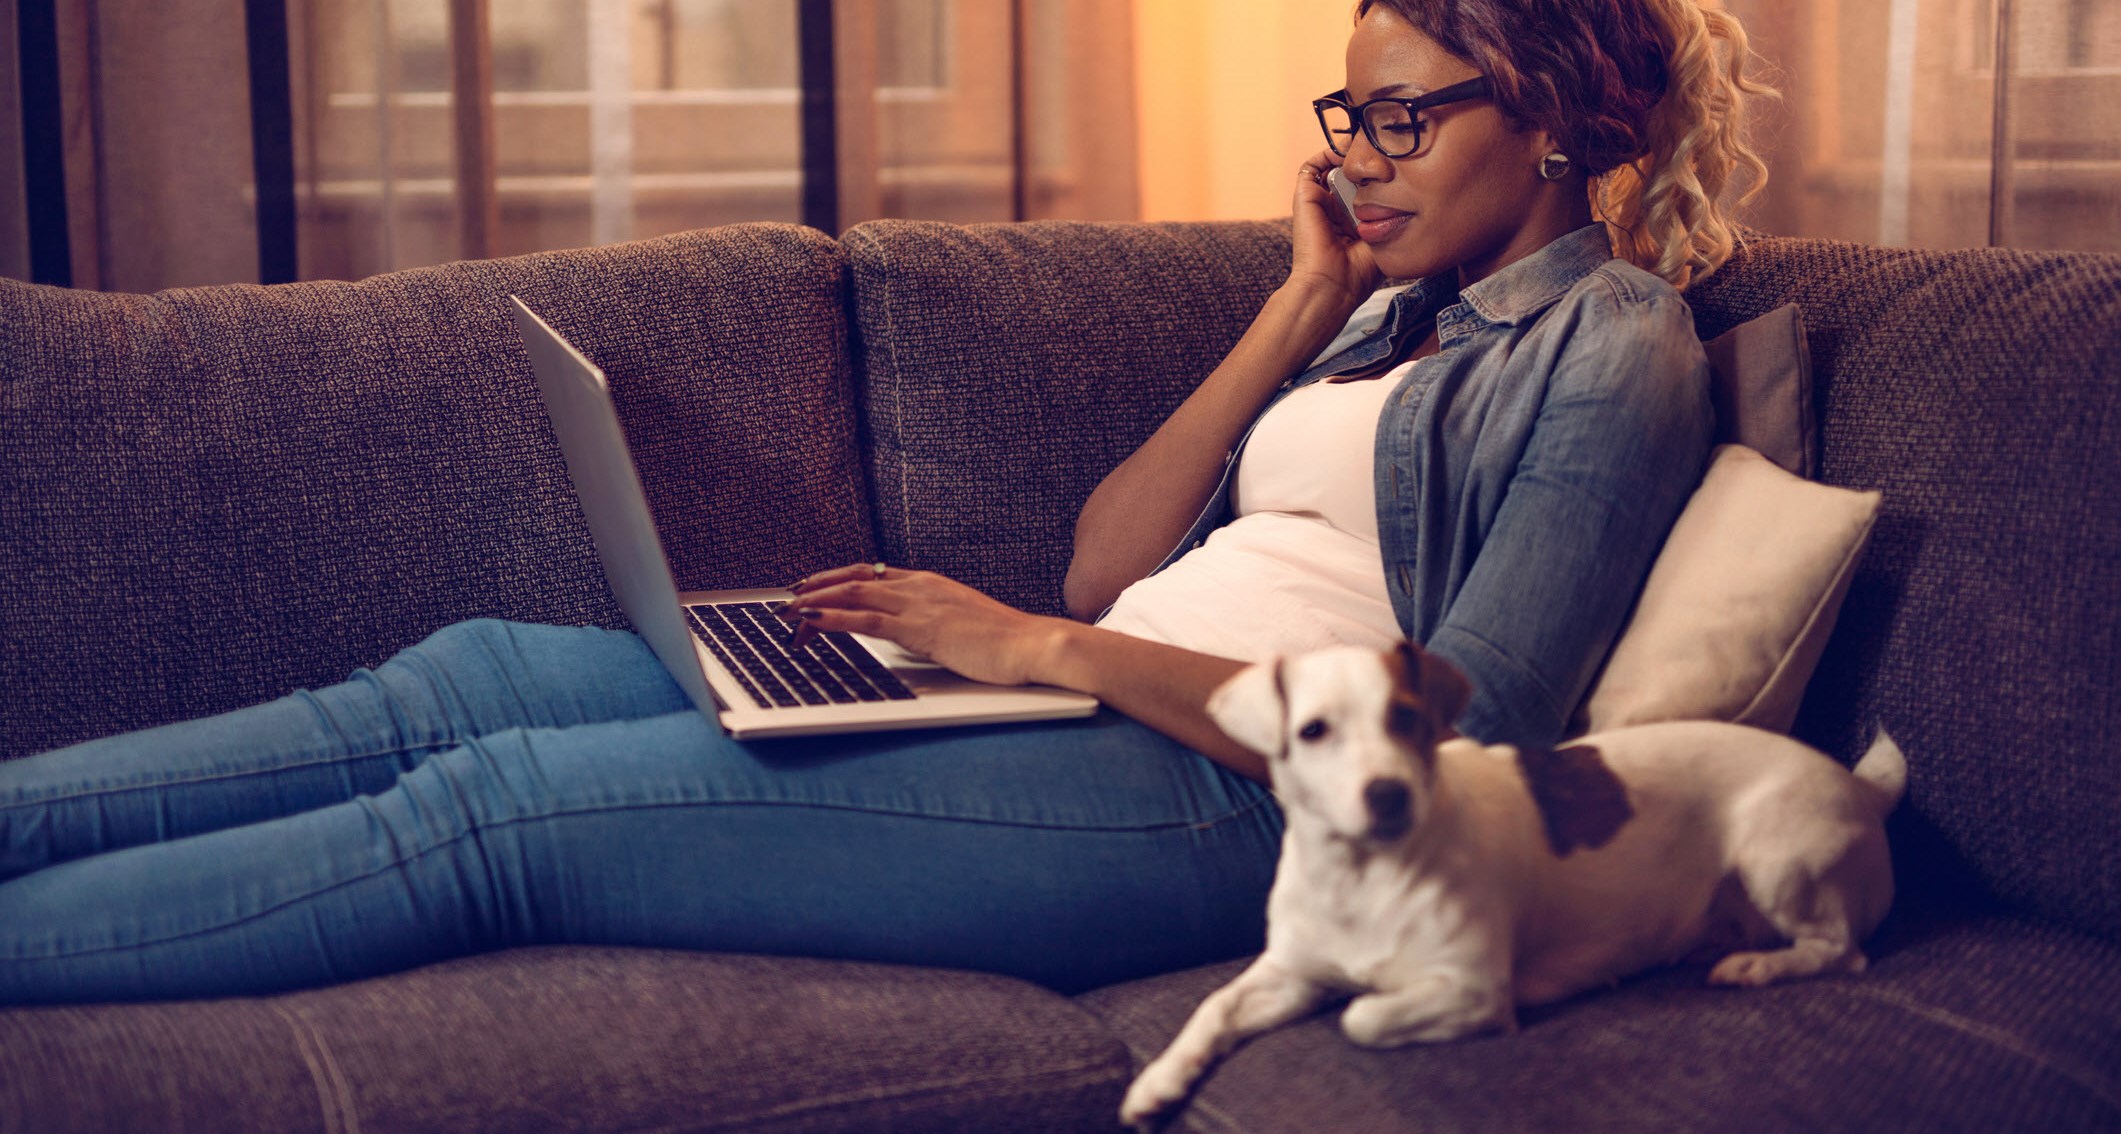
[0,222,870,759]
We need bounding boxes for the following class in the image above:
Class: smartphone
[1326,167,1361,236]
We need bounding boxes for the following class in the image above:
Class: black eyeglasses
[1312,76,1492,159]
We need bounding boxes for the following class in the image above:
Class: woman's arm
[1422,292,1714,749]
[1061,154,1381,622]
[784,566,1264,781]
[1063,284,1362,620]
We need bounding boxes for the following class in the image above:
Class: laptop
[508,296,1100,739]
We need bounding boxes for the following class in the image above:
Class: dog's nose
[1364,778,1412,837]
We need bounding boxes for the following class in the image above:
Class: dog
[1120,642,1904,1131]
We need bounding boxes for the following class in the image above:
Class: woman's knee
[385,620,686,730]
[401,620,638,680]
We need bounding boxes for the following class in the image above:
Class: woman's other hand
[1290,148,1381,307]
[781,565,1070,688]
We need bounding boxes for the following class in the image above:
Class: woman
[0,0,1769,1003]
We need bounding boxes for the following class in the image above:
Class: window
[296,0,1028,280]
[1727,0,2121,252]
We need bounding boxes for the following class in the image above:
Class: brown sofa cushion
[0,223,872,760]
[1081,914,2121,1134]
[843,218,1291,616]
[0,948,1130,1133]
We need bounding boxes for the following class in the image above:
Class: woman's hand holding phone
[1289,150,1379,310]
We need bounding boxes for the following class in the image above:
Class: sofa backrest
[1684,236,2121,944]
[843,218,1292,616]
[0,222,871,760]
[844,216,2121,946]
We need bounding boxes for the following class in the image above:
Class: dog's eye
[1298,719,1330,742]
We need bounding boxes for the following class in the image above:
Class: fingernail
[796,607,821,620]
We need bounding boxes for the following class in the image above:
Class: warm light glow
[1133,0,1352,221]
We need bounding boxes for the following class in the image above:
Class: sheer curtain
[7,0,262,291]
[1119,0,2121,254]
[1725,0,2121,253]
[6,0,1139,290]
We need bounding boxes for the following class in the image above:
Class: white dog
[1120,643,1904,1131]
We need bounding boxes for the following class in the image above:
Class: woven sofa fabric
[0,222,871,760]
[845,218,1292,616]
[0,948,1131,1134]
[1683,237,2121,944]
[1081,914,2121,1134]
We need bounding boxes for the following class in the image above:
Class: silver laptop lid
[509,295,1098,739]
[507,296,721,718]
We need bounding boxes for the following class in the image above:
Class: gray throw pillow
[1702,302,1816,478]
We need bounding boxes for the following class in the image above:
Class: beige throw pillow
[1573,444,1881,736]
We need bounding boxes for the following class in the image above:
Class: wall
[1133,0,1350,222]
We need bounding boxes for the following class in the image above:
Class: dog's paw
[1708,951,1779,987]
[1709,941,1867,988]
[1119,1060,1196,1132]
[1339,979,1512,1047]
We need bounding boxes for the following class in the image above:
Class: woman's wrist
[1024,616,1098,692]
[1019,619,1264,779]
[1259,277,1368,362]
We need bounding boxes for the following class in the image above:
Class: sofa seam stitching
[1845,982,2121,1112]
[860,228,916,564]
[622,1060,1121,1133]
[267,1000,363,1134]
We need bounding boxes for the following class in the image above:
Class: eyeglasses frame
[1312,76,1494,159]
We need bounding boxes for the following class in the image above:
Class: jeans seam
[1,743,459,808]
[4,794,1281,961]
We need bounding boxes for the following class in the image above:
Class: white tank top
[1095,363,1410,662]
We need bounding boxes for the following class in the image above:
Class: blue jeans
[0,620,1282,1003]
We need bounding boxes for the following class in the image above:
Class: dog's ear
[1397,641,1472,728]
[1206,658,1290,758]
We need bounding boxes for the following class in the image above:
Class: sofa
[2,217,2117,1133]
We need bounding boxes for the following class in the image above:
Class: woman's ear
[1526,127,1568,169]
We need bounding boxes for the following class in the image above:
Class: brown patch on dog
[1384,691,1435,767]
[1515,744,1633,856]
[1381,650,1440,767]
[1393,641,1470,729]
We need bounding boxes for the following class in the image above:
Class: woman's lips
[1354,205,1412,243]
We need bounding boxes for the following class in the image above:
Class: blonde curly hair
[1354,0,1775,288]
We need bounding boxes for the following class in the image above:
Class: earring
[1538,152,1572,181]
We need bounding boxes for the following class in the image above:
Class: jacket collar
[1298,224,1617,385]
[1406,223,1616,340]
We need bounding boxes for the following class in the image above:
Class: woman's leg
[0,620,688,880]
[0,709,1281,1003]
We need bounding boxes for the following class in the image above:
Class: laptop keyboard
[685,601,917,710]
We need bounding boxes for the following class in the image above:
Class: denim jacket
[1152,224,1712,748]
